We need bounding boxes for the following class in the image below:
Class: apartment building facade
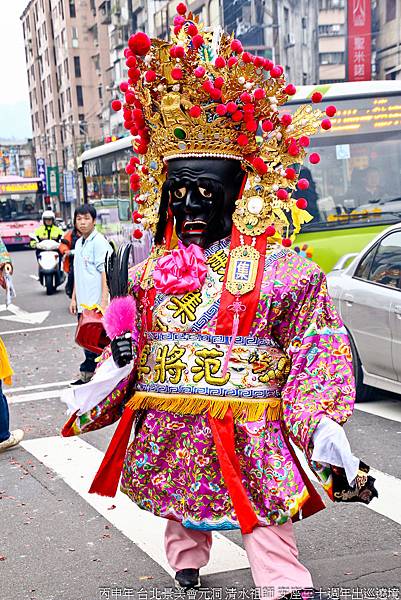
[151,0,319,85]
[0,140,35,178]
[375,0,401,80]
[21,0,112,213]
[318,0,346,83]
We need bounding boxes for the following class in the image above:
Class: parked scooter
[32,238,65,295]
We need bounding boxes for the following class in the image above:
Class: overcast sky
[0,1,32,140]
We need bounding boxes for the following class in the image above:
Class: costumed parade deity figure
[62,5,378,596]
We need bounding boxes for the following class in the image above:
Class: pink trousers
[165,520,313,597]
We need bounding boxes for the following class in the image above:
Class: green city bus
[288,80,401,272]
[79,137,152,264]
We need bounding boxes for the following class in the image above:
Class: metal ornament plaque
[226,245,260,296]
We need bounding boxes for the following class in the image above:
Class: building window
[74,56,81,77]
[45,48,49,65]
[385,67,397,80]
[64,58,69,78]
[60,92,65,114]
[319,0,345,8]
[50,101,54,119]
[72,27,78,48]
[69,0,76,18]
[319,52,345,65]
[59,0,64,20]
[284,7,289,34]
[386,0,396,21]
[98,85,103,100]
[66,87,71,106]
[318,24,344,36]
[76,85,84,106]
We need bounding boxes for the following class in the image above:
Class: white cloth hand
[62,356,133,416]
[311,416,360,485]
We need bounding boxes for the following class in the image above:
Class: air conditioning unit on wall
[285,32,295,48]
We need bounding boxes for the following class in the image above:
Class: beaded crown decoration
[111,2,336,246]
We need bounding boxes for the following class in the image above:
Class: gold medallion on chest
[226,245,260,296]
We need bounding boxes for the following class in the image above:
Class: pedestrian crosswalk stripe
[8,389,67,404]
[20,428,401,580]
[21,436,249,577]
[355,400,401,424]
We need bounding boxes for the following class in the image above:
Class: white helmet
[42,210,55,223]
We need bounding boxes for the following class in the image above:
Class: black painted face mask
[155,158,245,248]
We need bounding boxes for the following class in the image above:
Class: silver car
[327,224,401,401]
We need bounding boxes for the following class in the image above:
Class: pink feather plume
[103,296,138,341]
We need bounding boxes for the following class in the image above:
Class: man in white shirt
[69,204,112,385]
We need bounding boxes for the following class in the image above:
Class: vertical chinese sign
[347,0,372,81]
[47,166,60,197]
[36,158,47,194]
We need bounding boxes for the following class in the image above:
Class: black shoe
[70,378,86,386]
[174,569,200,590]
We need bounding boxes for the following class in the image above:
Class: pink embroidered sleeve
[273,260,355,455]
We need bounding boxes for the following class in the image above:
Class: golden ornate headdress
[111,2,335,246]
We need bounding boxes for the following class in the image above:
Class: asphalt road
[1,249,401,600]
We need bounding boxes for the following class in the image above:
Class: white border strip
[355,401,401,424]
[0,322,75,336]
[8,390,66,404]
[21,436,249,576]
[8,380,71,394]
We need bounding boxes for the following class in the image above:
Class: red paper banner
[347,0,372,81]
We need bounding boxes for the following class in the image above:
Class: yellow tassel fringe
[126,391,282,422]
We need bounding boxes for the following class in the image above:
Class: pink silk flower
[153,242,207,295]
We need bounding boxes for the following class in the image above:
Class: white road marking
[21,436,249,576]
[7,380,71,394]
[7,389,66,404]
[30,274,39,281]
[0,303,49,325]
[355,400,401,424]
[0,322,75,336]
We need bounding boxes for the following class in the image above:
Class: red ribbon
[87,274,156,497]
[209,225,268,533]
[89,406,136,497]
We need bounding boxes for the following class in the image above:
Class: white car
[327,223,401,401]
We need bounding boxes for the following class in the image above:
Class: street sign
[47,165,60,196]
[63,170,76,204]
[36,157,47,193]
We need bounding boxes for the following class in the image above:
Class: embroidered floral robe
[65,238,355,531]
